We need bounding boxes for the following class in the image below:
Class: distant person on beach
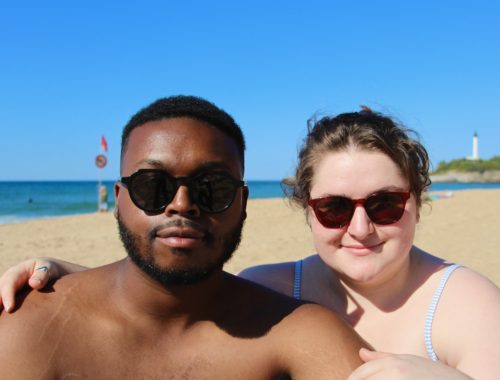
[2,108,499,379]
[0,96,365,379]
[98,184,108,212]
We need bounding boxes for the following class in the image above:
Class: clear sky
[2,1,499,181]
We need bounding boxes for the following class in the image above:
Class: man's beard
[117,214,244,286]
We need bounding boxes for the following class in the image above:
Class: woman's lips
[341,242,384,256]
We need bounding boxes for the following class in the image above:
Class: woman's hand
[348,348,473,380]
[0,258,87,313]
[0,258,55,312]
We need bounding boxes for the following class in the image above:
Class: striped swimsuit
[292,260,461,361]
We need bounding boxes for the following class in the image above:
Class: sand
[0,189,499,285]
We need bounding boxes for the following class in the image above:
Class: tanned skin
[0,117,366,379]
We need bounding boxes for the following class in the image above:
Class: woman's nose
[346,205,374,239]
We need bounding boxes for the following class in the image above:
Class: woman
[1,109,498,379]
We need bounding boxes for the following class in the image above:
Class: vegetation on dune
[432,156,500,174]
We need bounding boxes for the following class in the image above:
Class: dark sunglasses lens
[192,173,240,212]
[130,171,175,211]
[314,196,354,228]
[365,193,406,224]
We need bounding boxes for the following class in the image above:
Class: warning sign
[95,154,107,168]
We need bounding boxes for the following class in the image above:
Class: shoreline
[0,189,499,286]
[431,170,500,183]
[2,183,500,226]
[1,186,499,226]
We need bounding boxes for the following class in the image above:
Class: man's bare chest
[54,325,290,379]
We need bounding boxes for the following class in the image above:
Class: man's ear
[241,185,249,221]
[113,181,121,219]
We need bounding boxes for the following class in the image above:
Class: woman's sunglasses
[308,191,411,228]
[121,169,244,213]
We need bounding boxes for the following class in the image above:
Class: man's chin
[131,257,220,286]
[116,215,243,287]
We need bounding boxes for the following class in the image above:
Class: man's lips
[156,227,206,239]
[155,227,206,249]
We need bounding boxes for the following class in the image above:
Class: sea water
[0,180,285,224]
[0,181,499,224]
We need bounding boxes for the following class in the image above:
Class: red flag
[101,135,108,152]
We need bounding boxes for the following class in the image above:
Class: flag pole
[97,138,102,212]
[96,135,108,212]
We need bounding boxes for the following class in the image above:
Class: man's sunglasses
[307,191,411,228]
[121,169,244,213]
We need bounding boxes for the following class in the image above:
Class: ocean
[1,180,499,225]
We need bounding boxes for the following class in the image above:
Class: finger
[348,350,396,380]
[0,259,44,312]
[0,269,29,313]
[28,261,52,290]
[359,347,391,362]
[0,281,18,313]
[348,360,382,380]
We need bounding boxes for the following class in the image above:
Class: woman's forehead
[311,149,408,196]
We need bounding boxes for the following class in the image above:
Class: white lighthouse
[470,131,479,160]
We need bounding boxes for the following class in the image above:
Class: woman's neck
[313,248,425,321]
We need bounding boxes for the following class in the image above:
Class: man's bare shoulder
[0,262,117,378]
[223,274,366,378]
[3,260,116,315]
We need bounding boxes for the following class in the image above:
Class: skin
[1,143,498,378]
[308,148,418,291]
[0,118,366,379]
[239,148,499,379]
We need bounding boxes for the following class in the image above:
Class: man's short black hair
[121,95,245,174]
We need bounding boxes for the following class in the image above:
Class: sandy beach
[0,189,499,286]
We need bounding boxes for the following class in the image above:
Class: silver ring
[35,266,49,272]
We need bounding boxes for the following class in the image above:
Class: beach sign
[95,154,107,168]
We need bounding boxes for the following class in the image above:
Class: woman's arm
[0,258,88,312]
[348,348,473,379]
[351,268,500,380]
[436,268,500,379]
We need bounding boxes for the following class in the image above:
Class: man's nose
[164,186,200,218]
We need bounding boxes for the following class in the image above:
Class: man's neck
[110,258,227,324]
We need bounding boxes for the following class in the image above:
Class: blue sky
[2,1,499,181]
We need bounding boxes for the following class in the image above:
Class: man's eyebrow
[134,159,235,173]
[135,159,164,168]
[194,161,234,173]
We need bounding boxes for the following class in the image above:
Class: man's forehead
[127,117,235,146]
[121,117,243,175]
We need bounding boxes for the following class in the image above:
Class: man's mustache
[148,218,209,241]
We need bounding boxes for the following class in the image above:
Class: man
[0,96,365,379]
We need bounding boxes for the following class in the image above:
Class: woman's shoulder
[413,247,498,296]
[438,264,499,307]
[431,265,500,374]
[238,259,303,297]
[411,249,499,332]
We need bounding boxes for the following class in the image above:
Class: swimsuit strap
[293,259,303,300]
[424,264,462,361]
